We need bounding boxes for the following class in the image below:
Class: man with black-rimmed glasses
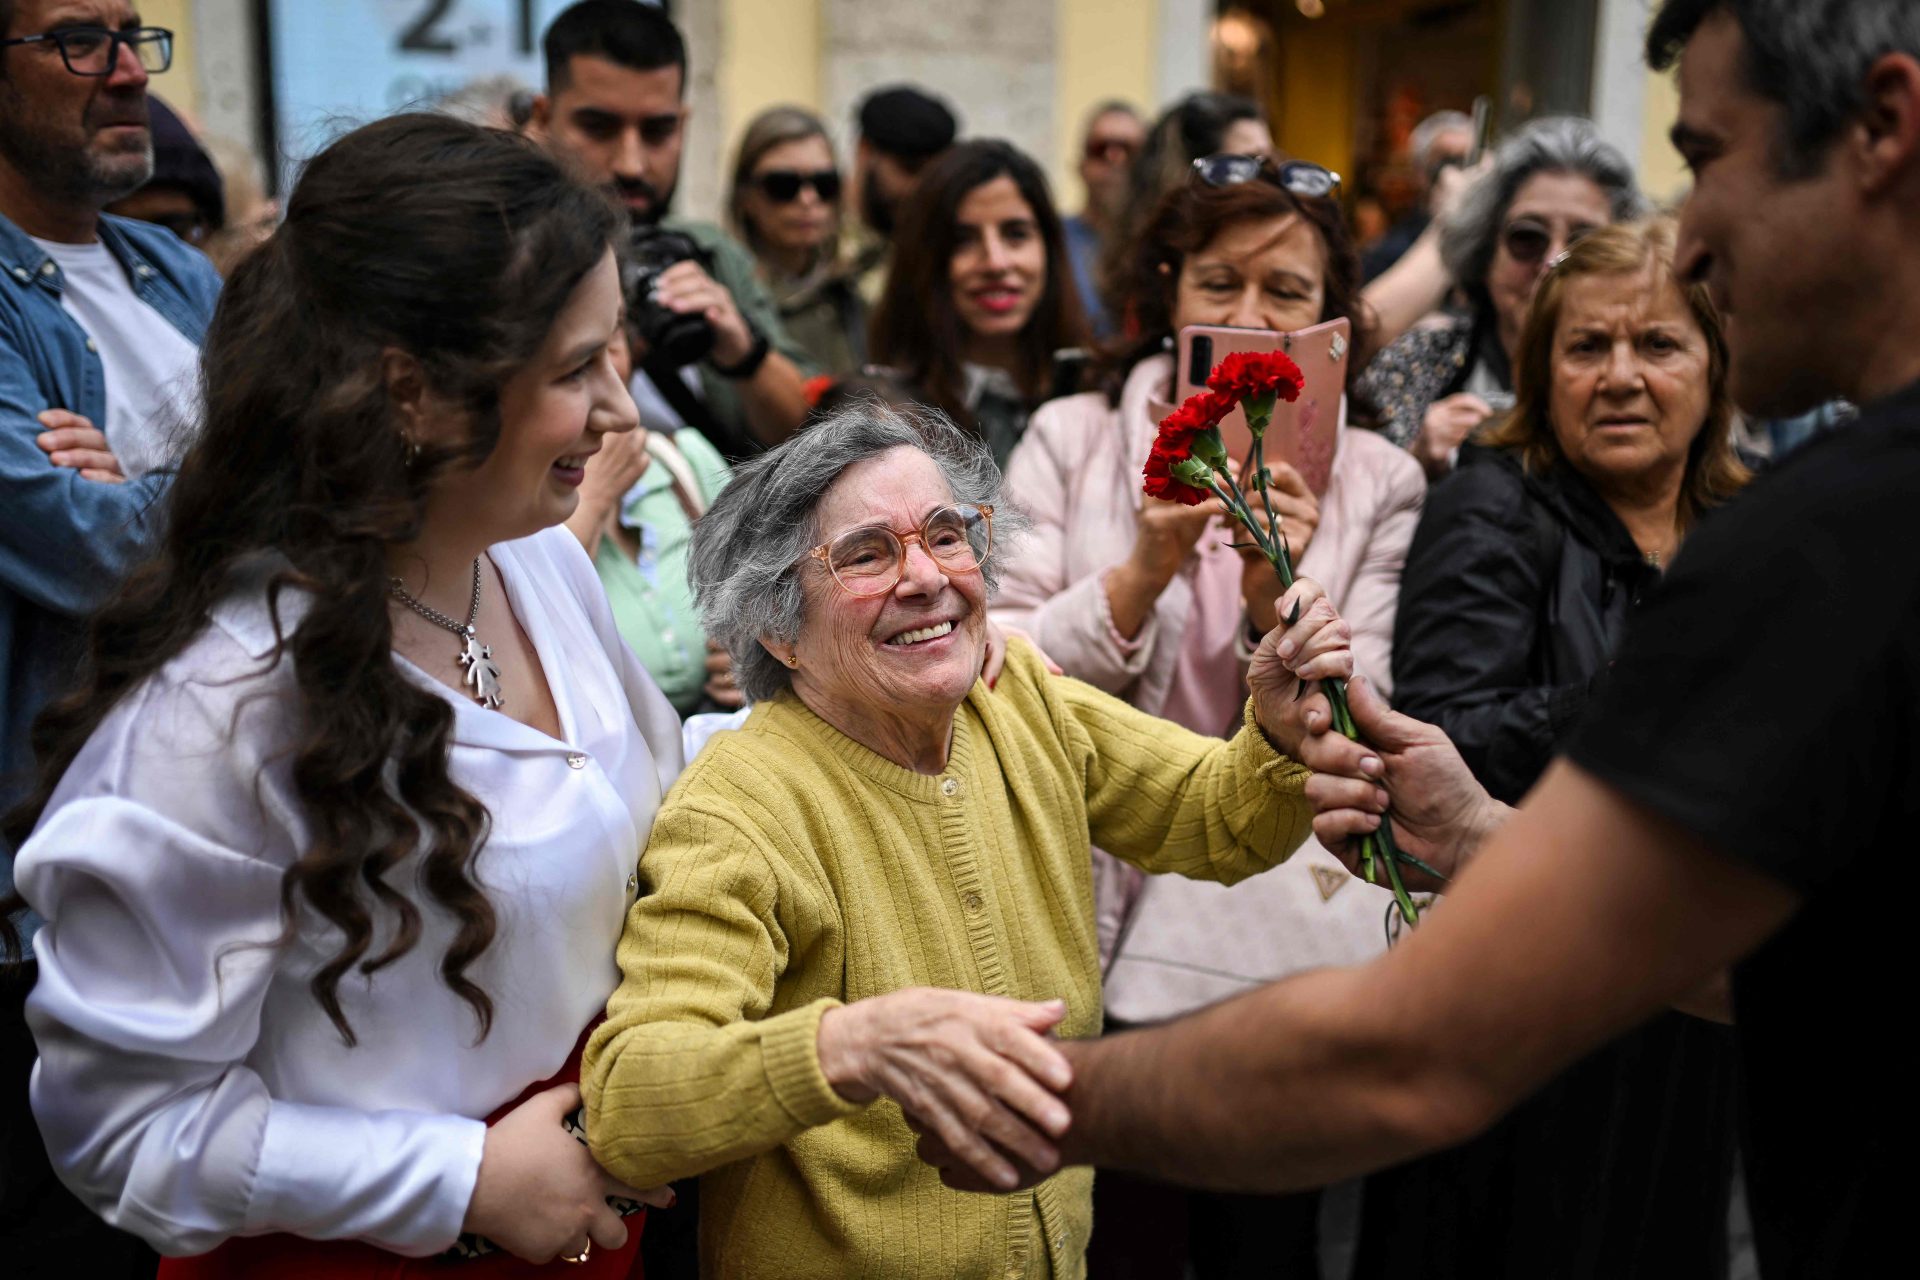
[1,3,218,1273]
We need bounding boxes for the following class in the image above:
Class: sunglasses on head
[1190,153,1342,200]
[1500,217,1598,266]
[753,169,842,203]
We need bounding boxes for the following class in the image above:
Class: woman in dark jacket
[1371,221,1751,1279]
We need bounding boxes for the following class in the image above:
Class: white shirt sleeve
[16,650,485,1257]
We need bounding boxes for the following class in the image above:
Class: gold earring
[786,653,800,669]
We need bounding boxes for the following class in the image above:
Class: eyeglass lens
[52,27,172,75]
[1501,219,1554,264]
[757,170,842,203]
[827,505,991,595]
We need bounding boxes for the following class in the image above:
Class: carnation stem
[1206,468,1432,930]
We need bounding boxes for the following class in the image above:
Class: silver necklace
[390,559,505,710]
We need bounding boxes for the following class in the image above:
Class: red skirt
[159,1028,644,1279]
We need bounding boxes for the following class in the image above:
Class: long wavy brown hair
[868,140,1088,433]
[2,114,621,1045]
[1483,217,1749,524]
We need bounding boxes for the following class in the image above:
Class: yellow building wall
[718,0,823,170]
[1638,64,1687,208]
[1053,0,1159,211]
[143,0,202,123]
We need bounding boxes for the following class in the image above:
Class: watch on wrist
[712,322,771,380]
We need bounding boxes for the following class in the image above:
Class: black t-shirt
[1567,381,1920,1279]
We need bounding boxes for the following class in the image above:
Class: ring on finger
[560,1240,593,1265]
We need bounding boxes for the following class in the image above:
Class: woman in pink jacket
[995,158,1424,1278]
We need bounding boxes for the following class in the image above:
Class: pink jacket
[995,354,1427,1020]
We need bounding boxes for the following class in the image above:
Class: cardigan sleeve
[1048,663,1314,884]
[994,401,1158,696]
[583,800,862,1189]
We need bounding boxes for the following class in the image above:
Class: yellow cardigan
[583,642,1314,1279]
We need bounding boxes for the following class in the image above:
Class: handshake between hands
[903,601,1514,1195]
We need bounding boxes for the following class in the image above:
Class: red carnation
[1207,349,1304,403]
[1143,444,1210,506]
[1154,389,1235,454]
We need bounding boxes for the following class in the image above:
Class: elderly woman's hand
[1295,676,1508,890]
[816,989,1073,1191]
[1246,577,1353,761]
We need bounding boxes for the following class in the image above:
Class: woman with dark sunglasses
[1358,117,1647,481]
[727,106,866,378]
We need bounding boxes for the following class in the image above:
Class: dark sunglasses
[1190,153,1342,200]
[753,169,842,203]
[1501,217,1598,266]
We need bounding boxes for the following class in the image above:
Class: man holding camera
[530,0,810,458]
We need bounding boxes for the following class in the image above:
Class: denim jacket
[0,209,222,945]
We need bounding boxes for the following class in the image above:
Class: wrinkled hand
[653,260,753,366]
[36,409,125,483]
[981,620,1063,689]
[1246,576,1353,761]
[1296,675,1507,891]
[1413,393,1495,479]
[911,1111,1057,1195]
[702,639,745,709]
[816,989,1073,1191]
[581,425,651,512]
[461,1083,671,1264]
[1235,463,1321,632]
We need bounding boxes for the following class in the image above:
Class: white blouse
[15,527,685,1258]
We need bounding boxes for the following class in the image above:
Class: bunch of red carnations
[1147,349,1434,927]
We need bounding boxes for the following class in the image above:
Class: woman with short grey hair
[1359,116,1650,478]
[581,401,1355,1278]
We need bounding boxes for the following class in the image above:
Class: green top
[664,217,819,456]
[594,427,732,716]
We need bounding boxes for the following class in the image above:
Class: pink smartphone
[1173,317,1351,496]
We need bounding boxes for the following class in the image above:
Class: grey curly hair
[1439,116,1649,309]
[689,401,1026,704]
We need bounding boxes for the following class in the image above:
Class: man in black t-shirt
[908,6,1920,1276]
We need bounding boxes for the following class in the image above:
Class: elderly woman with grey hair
[1359,115,1650,479]
[581,403,1353,1279]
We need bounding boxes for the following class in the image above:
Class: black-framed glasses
[809,503,994,598]
[1191,153,1342,200]
[0,26,173,76]
[754,169,842,204]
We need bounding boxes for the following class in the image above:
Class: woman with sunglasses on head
[1359,116,1648,481]
[5,115,680,1275]
[994,155,1426,1279]
[727,106,866,379]
[579,401,1353,1277]
[869,139,1089,469]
